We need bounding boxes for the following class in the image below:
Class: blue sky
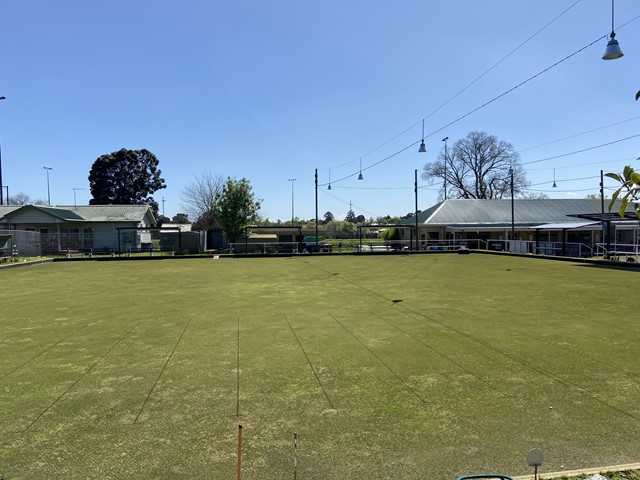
[1,0,639,221]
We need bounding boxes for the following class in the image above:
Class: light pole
[162,197,166,217]
[288,178,296,224]
[414,169,419,251]
[44,166,53,205]
[509,167,515,240]
[73,187,86,207]
[0,96,6,205]
[442,137,449,201]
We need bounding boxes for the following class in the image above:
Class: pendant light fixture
[327,169,332,190]
[418,119,427,153]
[603,0,623,60]
[552,168,557,188]
[358,158,364,180]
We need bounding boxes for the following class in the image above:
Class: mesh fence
[0,230,42,257]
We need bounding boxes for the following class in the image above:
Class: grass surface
[1,254,639,479]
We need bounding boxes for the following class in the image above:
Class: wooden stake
[293,431,298,480]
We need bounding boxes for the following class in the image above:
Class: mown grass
[1,254,639,480]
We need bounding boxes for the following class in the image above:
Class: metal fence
[227,238,605,258]
[0,230,42,258]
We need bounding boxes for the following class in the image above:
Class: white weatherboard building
[0,204,156,254]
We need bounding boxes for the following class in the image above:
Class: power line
[324,31,616,186]
[327,0,585,172]
[521,133,640,166]
[518,116,640,153]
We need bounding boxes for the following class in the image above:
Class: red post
[237,424,243,480]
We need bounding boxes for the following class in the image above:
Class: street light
[603,0,623,60]
[44,166,53,205]
[0,96,5,205]
[288,178,296,224]
[162,196,166,217]
[358,158,363,180]
[418,119,427,153]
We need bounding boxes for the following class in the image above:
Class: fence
[0,230,42,258]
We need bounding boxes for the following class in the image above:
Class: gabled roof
[401,199,634,227]
[0,204,155,224]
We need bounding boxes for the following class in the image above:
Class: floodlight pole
[509,168,515,241]
[0,96,6,205]
[44,166,53,206]
[315,169,319,252]
[288,178,296,225]
[414,169,419,251]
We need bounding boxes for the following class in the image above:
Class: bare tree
[8,192,31,205]
[423,131,529,199]
[180,170,225,231]
[7,192,48,205]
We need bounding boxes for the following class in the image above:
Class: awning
[533,221,599,230]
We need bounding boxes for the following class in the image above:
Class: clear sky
[1,0,639,222]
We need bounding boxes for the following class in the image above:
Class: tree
[585,193,607,200]
[606,165,640,218]
[88,149,166,211]
[212,177,261,242]
[345,209,356,223]
[521,192,549,200]
[180,170,224,231]
[7,192,39,205]
[422,131,529,199]
[172,213,190,223]
[323,211,334,224]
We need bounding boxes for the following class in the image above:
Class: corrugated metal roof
[401,199,633,227]
[0,205,153,223]
[66,205,152,222]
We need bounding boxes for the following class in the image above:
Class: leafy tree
[323,211,334,224]
[180,170,224,231]
[422,131,528,199]
[606,165,640,218]
[381,228,400,241]
[213,177,261,242]
[172,213,190,223]
[345,209,356,223]
[155,215,170,226]
[88,149,166,212]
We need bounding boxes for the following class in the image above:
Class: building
[0,204,156,254]
[398,199,638,256]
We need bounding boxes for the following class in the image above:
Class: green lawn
[1,254,639,479]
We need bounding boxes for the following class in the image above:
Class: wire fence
[0,230,42,258]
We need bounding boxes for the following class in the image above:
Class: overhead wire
[518,115,640,153]
[327,0,585,172]
[321,9,640,192]
[320,32,612,188]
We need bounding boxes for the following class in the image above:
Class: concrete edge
[514,462,640,480]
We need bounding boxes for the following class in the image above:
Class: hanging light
[358,158,364,180]
[418,119,427,153]
[603,0,623,60]
[327,169,332,190]
[552,168,557,188]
